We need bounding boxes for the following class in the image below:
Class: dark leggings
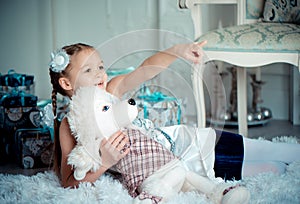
[214,130,244,181]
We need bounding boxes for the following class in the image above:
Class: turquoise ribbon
[106,67,135,76]
[37,99,52,108]
[5,70,23,87]
[177,103,181,124]
[0,90,36,107]
[155,128,176,153]
[2,69,34,87]
[138,91,177,102]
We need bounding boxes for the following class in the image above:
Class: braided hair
[49,43,93,177]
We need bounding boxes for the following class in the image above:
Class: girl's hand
[167,41,207,64]
[99,130,130,170]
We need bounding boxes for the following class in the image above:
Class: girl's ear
[59,77,73,91]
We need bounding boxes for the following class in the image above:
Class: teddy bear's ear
[67,86,104,179]
[68,86,103,142]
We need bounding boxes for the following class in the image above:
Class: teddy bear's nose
[128,98,136,106]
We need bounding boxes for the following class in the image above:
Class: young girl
[49,42,207,188]
[49,42,299,202]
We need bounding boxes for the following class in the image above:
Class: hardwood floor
[0,119,299,176]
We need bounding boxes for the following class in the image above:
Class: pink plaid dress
[112,128,176,198]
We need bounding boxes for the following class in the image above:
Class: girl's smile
[97,80,105,89]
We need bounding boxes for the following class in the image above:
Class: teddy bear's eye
[102,105,110,112]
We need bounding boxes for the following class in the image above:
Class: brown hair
[49,43,93,177]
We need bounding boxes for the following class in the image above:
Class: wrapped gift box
[0,91,40,163]
[15,128,53,169]
[0,70,39,164]
[0,91,39,130]
[0,70,34,94]
[0,91,37,107]
[136,91,185,127]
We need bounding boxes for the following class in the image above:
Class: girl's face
[68,48,108,92]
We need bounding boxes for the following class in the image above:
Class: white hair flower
[49,49,70,73]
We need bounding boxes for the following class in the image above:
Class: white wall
[0,0,293,120]
[0,0,53,100]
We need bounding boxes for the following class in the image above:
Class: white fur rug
[0,162,299,204]
[0,137,299,204]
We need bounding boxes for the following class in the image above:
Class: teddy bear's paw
[208,183,250,204]
[73,160,95,181]
[221,185,250,204]
[68,146,94,168]
[134,192,160,204]
[74,169,87,181]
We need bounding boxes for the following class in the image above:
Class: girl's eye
[98,66,104,70]
[102,105,110,112]
[84,68,91,73]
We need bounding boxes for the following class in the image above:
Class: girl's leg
[243,137,300,163]
[242,138,300,177]
[242,160,287,177]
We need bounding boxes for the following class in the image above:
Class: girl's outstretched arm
[107,41,207,98]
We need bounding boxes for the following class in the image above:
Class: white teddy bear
[67,86,250,204]
[67,86,138,180]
